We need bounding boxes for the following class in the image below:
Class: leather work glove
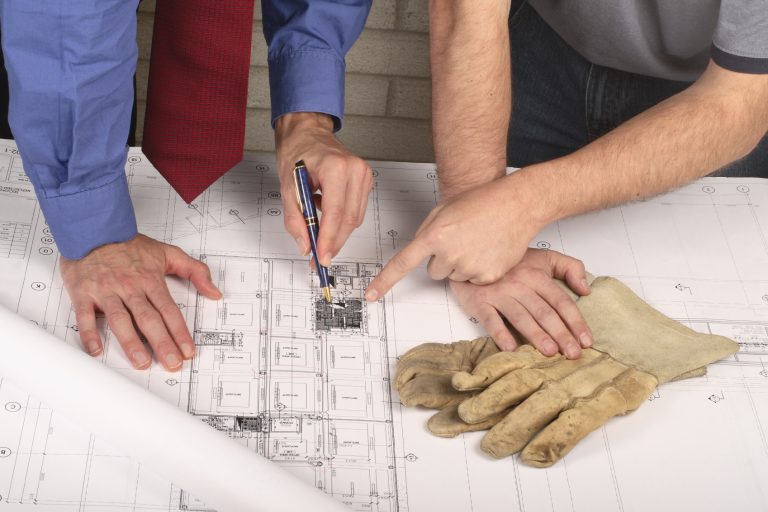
[396,276,739,468]
[395,336,511,435]
[395,336,499,409]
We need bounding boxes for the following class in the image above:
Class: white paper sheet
[0,305,346,512]
[0,139,767,511]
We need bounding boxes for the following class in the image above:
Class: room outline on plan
[0,140,767,512]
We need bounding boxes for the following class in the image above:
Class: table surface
[0,141,767,512]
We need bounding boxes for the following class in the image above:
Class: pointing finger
[365,238,432,301]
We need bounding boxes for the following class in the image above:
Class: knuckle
[503,308,525,324]
[117,278,138,296]
[123,292,145,307]
[135,307,160,325]
[73,304,93,317]
[343,212,360,227]
[391,254,412,274]
[107,309,132,324]
[99,294,121,312]
[533,305,556,320]
[320,155,346,173]
[324,205,344,220]
[422,226,445,246]
[472,273,497,286]
[552,297,576,312]
[157,301,181,317]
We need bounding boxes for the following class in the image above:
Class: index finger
[364,239,433,301]
[280,177,310,256]
[316,170,347,266]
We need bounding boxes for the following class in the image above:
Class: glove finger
[458,350,603,424]
[521,369,658,467]
[395,359,451,392]
[395,337,498,391]
[427,403,509,438]
[458,369,547,424]
[397,341,459,365]
[399,374,470,409]
[480,355,627,458]
[480,383,571,458]
[452,345,554,391]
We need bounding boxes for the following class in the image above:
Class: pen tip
[323,287,332,303]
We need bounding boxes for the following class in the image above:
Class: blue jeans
[507,1,768,178]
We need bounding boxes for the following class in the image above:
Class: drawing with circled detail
[0,138,768,511]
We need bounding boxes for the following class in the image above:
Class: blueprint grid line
[0,139,767,511]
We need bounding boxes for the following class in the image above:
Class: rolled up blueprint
[0,305,347,512]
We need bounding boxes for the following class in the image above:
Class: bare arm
[366,61,768,298]
[519,61,768,223]
[429,0,512,198]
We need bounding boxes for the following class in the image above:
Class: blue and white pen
[293,160,332,303]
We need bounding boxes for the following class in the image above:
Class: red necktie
[142,0,254,204]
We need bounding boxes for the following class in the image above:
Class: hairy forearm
[429,0,512,199]
[521,62,768,224]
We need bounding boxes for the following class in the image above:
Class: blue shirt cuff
[39,173,138,260]
[268,49,345,131]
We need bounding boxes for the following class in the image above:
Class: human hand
[60,234,222,371]
[275,112,373,266]
[364,175,545,301]
[450,249,593,359]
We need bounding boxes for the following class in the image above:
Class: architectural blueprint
[0,137,767,511]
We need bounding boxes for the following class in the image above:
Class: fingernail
[132,350,150,368]
[181,344,195,359]
[322,253,332,267]
[165,353,182,369]
[581,279,590,290]
[579,332,593,348]
[542,339,558,355]
[365,289,378,302]
[88,341,102,356]
[566,344,581,359]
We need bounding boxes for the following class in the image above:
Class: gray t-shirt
[527,0,768,82]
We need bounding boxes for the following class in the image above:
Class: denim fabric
[507,1,768,178]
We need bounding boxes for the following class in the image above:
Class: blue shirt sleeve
[262,0,372,131]
[0,0,139,260]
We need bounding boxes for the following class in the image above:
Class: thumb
[164,245,222,300]
[548,251,591,297]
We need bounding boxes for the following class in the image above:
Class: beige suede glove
[397,276,739,468]
[395,336,499,409]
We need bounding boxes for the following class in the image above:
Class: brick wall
[135,0,434,163]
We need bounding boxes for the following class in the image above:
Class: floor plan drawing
[0,138,767,511]
[182,256,398,511]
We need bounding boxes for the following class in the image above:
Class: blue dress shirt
[0,0,371,259]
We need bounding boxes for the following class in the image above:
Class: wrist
[438,167,506,200]
[274,113,335,170]
[500,167,558,232]
[275,112,334,142]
